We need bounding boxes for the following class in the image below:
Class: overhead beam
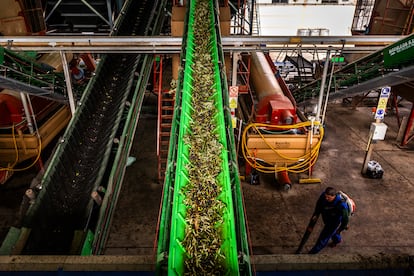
[0,75,67,103]
[0,35,403,53]
[328,65,414,101]
[297,65,414,106]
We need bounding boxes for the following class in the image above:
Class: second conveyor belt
[0,0,167,255]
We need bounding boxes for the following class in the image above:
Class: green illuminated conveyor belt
[156,0,251,275]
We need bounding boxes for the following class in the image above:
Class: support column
[60,51,76,115]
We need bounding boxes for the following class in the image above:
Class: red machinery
[250,51,297,126]
[0,91,23,128]
[0,88,71,184]
[239,52,322,190]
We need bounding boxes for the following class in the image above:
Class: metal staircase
[157,94,174,183]
[154,56,174,183]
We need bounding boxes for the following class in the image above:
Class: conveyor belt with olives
[156,0,252,274]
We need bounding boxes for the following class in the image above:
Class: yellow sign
[232,117,237,128]
[229,98,237,109]
[377,98,387,109]
[375,87,391,120]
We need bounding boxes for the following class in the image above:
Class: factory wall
[257,4,356,36]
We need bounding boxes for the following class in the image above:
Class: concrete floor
[104,93,414,271]
[1,93,413,272]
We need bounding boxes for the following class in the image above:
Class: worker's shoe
[329,240,342,248]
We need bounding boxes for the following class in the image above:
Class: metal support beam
[80,0,111,27]
[0,75,67,103]
[316,48,330,122]
[106,0,113,29]
[60,51,76,115]
[44,0,64,22]
[297,65,414,106]
[0,35,403,53]
[401,103,414,147]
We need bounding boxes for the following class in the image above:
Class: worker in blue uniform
[308,187,349,254]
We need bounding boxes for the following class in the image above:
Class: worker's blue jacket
[313,192,349,232]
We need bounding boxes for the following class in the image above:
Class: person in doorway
[308,186,349,254]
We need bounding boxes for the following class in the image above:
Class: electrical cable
[0,124,43,172]
[0,124,19,171]
[241,121,324,174]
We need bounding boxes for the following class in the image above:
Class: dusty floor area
[104,93,414,259]
[1,93,413,270]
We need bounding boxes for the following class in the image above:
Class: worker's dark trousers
[309,223,341,254]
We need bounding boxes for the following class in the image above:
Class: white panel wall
[257,5,356,35]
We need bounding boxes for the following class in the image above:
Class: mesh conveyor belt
[20,0,155,254]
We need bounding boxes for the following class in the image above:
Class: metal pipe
[315,48,331,122]
[249,0,255,35]
[250,51,283,101]
[401,103,414,146]
[106,0,113,29]
[45,0,63,22]
[321,53,337,125]
[0,45,385,54]
[59,51,76,115]
[0,35,402,47]
[231,52,239,86]
[1,32,389,53]
[80,0,111,26]
[19,93,34,133]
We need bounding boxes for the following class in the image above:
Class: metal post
[106,0,113,29]
[361,86,391,175]
[60,51,76,115]
[232,52,239,86]
[321,52,337,125]
[315,48,331,123]
[20,93,34,134]
[361,130,375,175]
[401,103,414,146]
[80,0,111,27]
[45,0,63,22]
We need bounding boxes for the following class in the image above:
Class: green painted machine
[156,0,251,274]
[294,33,414,103]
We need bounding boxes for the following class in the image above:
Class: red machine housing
[250,51,297,125]
[0,90,61,131]
[244,51,299,189]
[0,92,23,128]
[255,94,296,125]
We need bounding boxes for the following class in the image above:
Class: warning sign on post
[229,86,239,109]
[375,87,391,120]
